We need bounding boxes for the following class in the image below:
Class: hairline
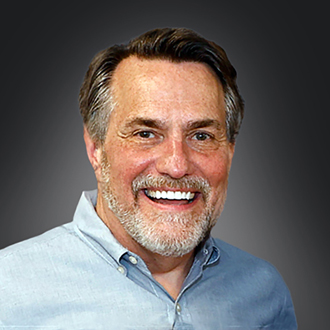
[97,55,232,144]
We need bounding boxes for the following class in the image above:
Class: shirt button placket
[117,265,125,274]
[175,302,181,314]
[128,255,138,265]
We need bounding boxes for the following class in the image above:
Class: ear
[228,142,235,169]
[83,127,103,179]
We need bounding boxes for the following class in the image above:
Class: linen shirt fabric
[0,190,297,329]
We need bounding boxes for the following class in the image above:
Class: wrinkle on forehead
[111,56,224,104]
[109,56,226,128]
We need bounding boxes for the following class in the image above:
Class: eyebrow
[186,119,223,131]
[122,117,223,131]
[123,117,166,129]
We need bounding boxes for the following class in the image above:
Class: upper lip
[143,187,200,193]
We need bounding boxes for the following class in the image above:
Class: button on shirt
[0,190,297,329]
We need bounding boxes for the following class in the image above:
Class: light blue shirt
[0,190,297,329]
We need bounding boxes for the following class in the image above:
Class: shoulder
[205,238,297,328]
[0,222,77,266]
[211,238,289,293]
[213,237,278,269]
[0,222,93,308]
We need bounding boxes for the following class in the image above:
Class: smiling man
[0,28,297,329]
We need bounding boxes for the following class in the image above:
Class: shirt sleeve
[270,287,298,330]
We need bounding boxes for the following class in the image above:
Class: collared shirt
[0,190,297,329]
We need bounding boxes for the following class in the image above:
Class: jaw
[99,181,217,258]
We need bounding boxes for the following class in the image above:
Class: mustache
[132,174,211,200]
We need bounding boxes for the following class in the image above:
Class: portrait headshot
[0,1,328,329]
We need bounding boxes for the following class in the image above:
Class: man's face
[97,57,234,257]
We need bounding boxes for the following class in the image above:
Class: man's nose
[155,138,192,179]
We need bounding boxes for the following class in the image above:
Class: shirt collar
[73,190,220,266]
[73,190,128,263]
[194,236,220,267]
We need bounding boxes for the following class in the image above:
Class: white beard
[100,152,226,257]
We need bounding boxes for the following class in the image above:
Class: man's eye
[193,132,211,141]
[137,131,155,138]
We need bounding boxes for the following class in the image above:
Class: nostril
[155,150,191,179]
[156,158,191,179]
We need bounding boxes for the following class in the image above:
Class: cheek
[106,148,154,190]
[199,152,231,188]
[204,155,231,213]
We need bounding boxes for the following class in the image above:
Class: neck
[96,193,195,300]
[146,252,194,300]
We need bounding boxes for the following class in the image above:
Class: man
[0,28,297,329]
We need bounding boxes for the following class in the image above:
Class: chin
[122,209,213,257]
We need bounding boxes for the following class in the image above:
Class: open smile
[144,189,199,205]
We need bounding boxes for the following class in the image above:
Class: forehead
[110,56,225,121]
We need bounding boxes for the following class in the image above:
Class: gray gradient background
[1,1,328,328]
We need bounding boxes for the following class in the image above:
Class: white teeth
[168,191,175,199]
[146,190,195,200]
[174,191,181,199]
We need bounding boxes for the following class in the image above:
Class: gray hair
[79,28,244,143]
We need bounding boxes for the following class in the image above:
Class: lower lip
[140,190,201,211]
